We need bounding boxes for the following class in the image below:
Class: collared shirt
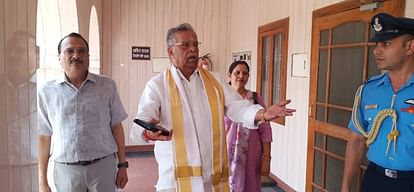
[136,65,262,190]
[38,72,127,162]
[349,73,414,170]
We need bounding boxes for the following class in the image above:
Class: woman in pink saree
[225,60,272,192]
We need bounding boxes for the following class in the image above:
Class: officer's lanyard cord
[352,85,399,160]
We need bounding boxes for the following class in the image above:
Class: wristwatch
[117,161,129,168]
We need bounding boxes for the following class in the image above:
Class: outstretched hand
[263,99,296,121]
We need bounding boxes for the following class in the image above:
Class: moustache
[70,60,83,64]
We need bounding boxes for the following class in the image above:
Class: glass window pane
[332,22,366,44]
[261,36,270,103]
[368,45,382,78]
[317,49,328,103]
[320,30,329,46]
[327,136,346,157]
[330,47,364,107]
[313,150,323,186]
[327,108,351,128]
[313,187,322,192]
[316,105,325,122]
[272,33,282,103]
[315,132,324,148]
[326,156,344,192]
[351,175,358,192]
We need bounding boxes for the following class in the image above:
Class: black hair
[228,60,250,74]
[57,32,89,54]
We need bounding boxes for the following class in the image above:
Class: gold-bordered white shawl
[166,67,229,192]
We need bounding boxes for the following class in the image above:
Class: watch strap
[117,161,129,168]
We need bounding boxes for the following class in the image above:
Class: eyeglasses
[171,41,201,49]
[63,48,88,56]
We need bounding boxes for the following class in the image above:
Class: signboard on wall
[232,51,252,65]
[132,46,150,60]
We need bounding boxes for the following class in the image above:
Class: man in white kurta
[134,23,295,192]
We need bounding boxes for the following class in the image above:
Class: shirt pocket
[397,111,414,151]
[83,98,102,126]
[399,111,414,129]
[364,108,381,123]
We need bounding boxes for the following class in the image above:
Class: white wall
[406,0,414,17]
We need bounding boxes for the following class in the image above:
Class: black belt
[369,163,414,179]
[57,155,110,166]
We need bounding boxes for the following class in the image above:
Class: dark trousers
[362,163,414,192]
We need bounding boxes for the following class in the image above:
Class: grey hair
[166,23,195,47]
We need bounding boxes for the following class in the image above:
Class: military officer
[341,13,414,192]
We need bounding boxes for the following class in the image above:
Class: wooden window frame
[257,18,289,125]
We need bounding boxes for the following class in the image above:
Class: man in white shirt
[38,33,128,192]
[134,23,295,192]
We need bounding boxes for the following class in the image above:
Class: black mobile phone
[133,119,170,136]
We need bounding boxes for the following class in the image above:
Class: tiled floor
[122,151,285,192]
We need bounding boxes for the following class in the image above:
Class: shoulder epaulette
[364,73,386,84]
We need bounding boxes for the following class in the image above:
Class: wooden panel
[9,166,21,192]
[187,0,197,28]
[218,16,228,74]
[170,0,179,25]
[154,0,163,57]
[5,0,17,124]
[119,0,130,143]
[202,14,212,59]
[195,0,204,44]
[180,0,189,22]
[20,115,30,164]
[111,0,121,87]
[0,2,6,190]
[137,0,148,89]
[146,0,156,82]
[164,0,172,50]
[21,166,31,192]
[31,164,38,190]
[29,112,37,163]
[16,0,30,119]
[102,0,112,75]
[0,0,6,128]
[210,17,219,72]
[126,0,137,144]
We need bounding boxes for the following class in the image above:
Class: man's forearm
[341,133,367,192]
[112,123,126,163]
[38,135,51,184]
